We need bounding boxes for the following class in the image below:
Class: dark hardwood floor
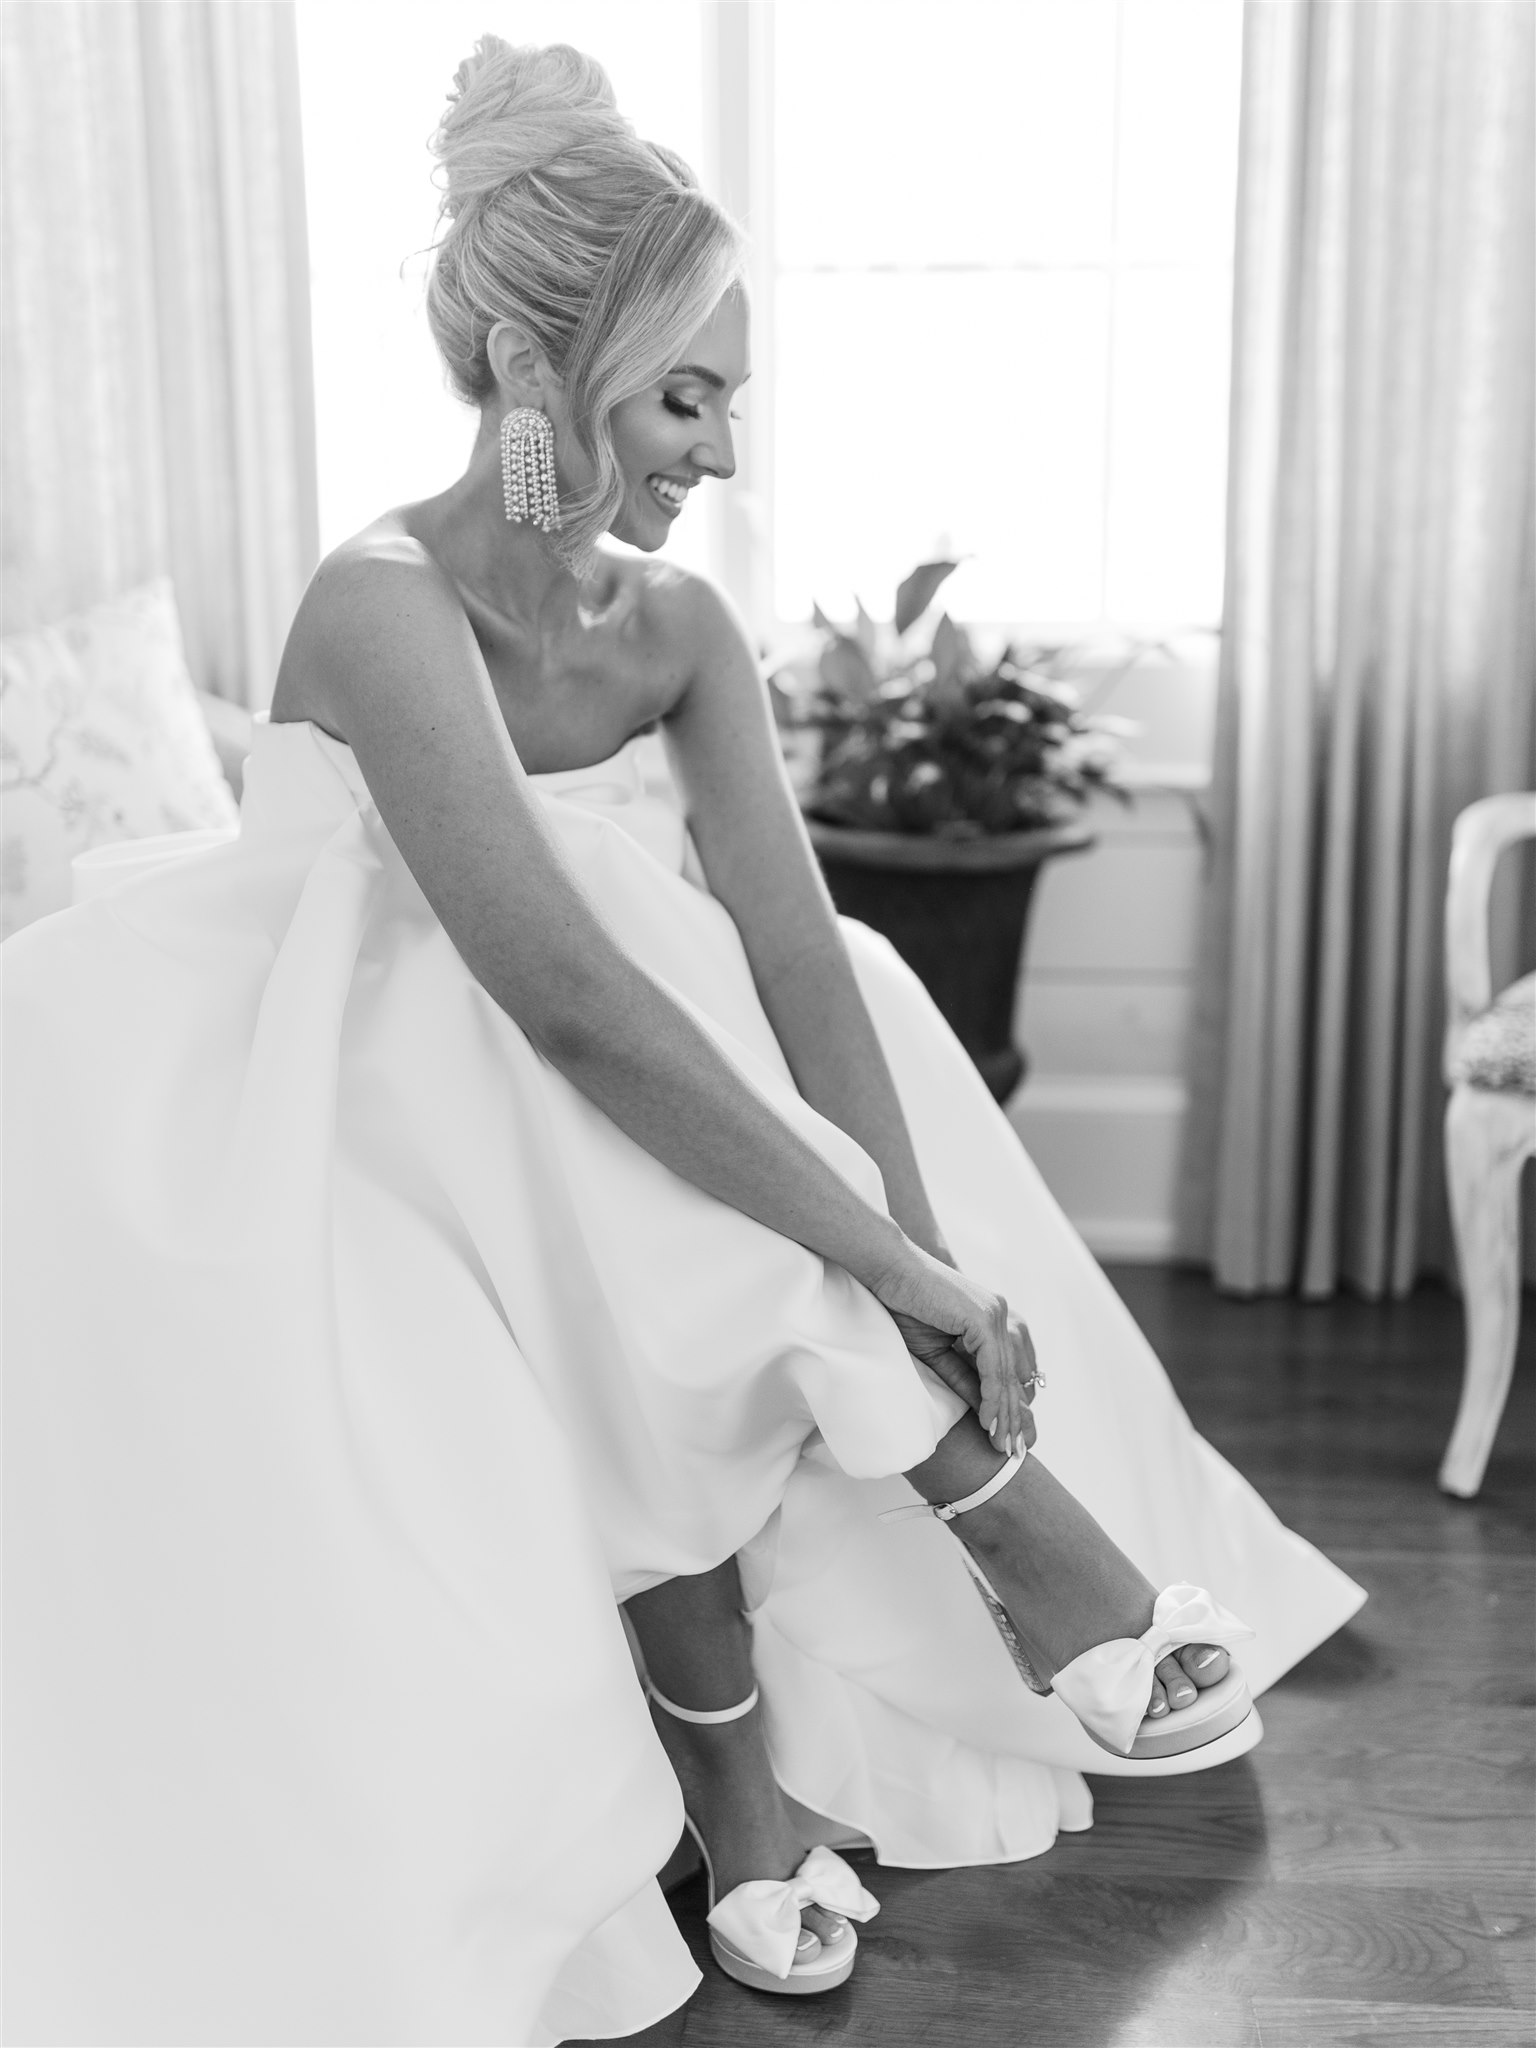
[582,1271,1535,2048]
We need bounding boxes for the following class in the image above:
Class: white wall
[1007,642,1215,1259]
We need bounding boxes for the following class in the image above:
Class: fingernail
[1194,1648,1221,1669]
[1148,1696,1168,1716]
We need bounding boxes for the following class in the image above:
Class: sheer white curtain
[0,1,318,706]
[1181,0,1536,1298]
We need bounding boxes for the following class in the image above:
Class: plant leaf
[765,673,798,729]
[930,611,976,693]
[818,632,880,703]
[894,559,960,636]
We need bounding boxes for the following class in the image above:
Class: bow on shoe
[1049,1582,1255,1755]
[706,1845,880,1979]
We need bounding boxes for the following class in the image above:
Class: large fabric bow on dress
[1049,1582,1255,1754]
[706,1845,880,1978]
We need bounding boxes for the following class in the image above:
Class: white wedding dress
[2,717,1365,2047]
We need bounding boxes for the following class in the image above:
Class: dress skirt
[1,718,1364,2045]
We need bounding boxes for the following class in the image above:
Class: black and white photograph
[1,2,1532,2043]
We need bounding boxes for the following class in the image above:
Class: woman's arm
[291,538,1033,1447]
[659,575,952,1260]
[299,540,896,1283]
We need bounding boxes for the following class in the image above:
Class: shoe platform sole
[1073,1670,1264,1775]
[1118,1669,1253,1758]
[710,1930,857,1995]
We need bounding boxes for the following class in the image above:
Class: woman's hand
[871,1244,1041,1456]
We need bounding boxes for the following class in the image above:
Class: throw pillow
[0,580,239,938]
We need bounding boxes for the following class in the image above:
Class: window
[761,0,1243,633]
[298,0,1242,659]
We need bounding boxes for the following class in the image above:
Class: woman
[2,38,1363,2047]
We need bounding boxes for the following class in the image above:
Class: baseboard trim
[1072,1219,1180,1262]
[1011,1075,1190,1115]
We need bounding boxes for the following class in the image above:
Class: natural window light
[770,0,1242,629]
[295,0,709,570]
[297,0,1241,641]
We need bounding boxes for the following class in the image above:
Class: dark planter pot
[807,819,1094,1103]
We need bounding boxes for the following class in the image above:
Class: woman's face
[602,287,750,550]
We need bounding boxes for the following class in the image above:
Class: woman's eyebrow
[666,363,752,389]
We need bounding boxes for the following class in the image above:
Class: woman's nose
[693,420,736,482]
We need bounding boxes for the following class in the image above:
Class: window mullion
[1100,0,1129,626]
[704,0,775,645]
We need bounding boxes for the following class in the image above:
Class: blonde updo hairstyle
[427,37,746,569]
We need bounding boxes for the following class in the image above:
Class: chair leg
[1439,1086,1536,1498]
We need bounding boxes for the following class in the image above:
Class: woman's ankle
[904,1408,1013,1505]
[943,1452,1158,1673]
[648,1706,805,1890]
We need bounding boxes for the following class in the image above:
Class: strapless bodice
[73,715,697,902]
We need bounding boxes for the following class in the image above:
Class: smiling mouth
[648,475,692,512]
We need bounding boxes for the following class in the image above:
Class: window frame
[706,0,1238,661]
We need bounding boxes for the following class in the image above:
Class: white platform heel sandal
[646,1682,878,1995]
[882,1447,1259,1761]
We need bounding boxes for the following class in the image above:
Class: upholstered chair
[1439,793,1536,1497]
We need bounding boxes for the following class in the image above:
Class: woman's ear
[486,321,555,410]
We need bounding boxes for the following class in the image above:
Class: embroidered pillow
[0,580,239,937]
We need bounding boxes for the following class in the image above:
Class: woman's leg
[905,1414,1229,1715]
[627,1405,1232,1944]
[625,1563,847,1942]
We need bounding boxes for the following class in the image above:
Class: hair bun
[433,36,633,218]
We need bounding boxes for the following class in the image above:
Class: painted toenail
[1172,1687,1196,1705]
[1194,1648,1221,1669]
[1148,1696,1168,1715]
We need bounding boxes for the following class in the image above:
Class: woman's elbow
[522,1001,605,1070]
[486,953,621,1070]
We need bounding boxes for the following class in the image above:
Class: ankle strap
[646,1681,759,1725]
[879,1446,1026,1525]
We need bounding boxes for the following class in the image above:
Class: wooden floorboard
[1251,2000,1536,2045]
[576,1272,1535,2048]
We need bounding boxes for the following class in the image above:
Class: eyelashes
[662,394,745,424]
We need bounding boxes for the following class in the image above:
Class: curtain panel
[1182,0,1536,1298]
[0,1,318,706]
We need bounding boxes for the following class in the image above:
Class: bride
[2,36,1363,2048]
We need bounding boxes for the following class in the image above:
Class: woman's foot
[904,1420,1233,1723]
[646,1693,850,1951]
[626,1563,854,1954]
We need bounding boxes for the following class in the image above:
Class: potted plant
[770,561,1129,1103]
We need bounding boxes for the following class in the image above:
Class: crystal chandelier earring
[500,407,561,533]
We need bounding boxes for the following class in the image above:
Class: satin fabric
[705,1844,879,1979]
[1049,1583,1256,1753]
[3,719,1365,2044]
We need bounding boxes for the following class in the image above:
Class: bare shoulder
[286,516,464,659]
[618,558,757,722]
[275,515,475,734]
[622,559,748,666]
